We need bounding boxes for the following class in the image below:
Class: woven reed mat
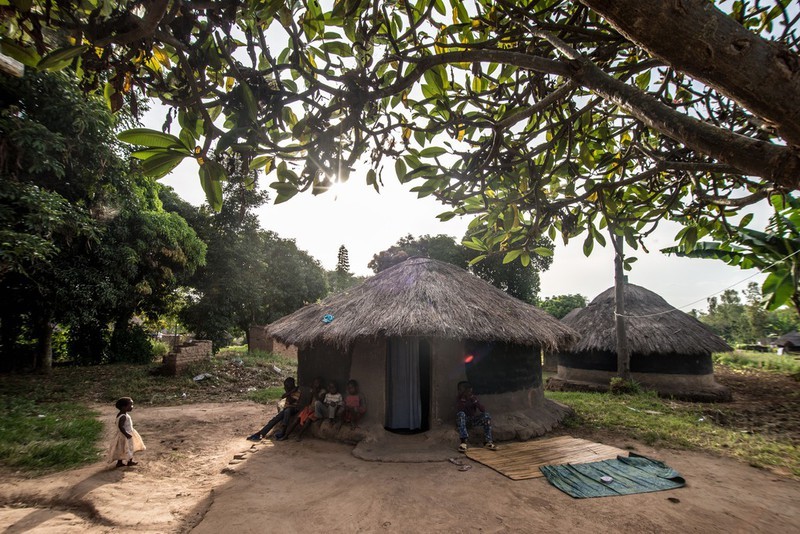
[465,436,627,480]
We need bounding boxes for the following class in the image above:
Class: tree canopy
[163,183,328,348]
[3,0,798,270]
[0,71,206,370]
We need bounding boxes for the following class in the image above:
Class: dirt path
[1,401,799,533]
[0,402,266,533]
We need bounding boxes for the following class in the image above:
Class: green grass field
[714,350,800,374]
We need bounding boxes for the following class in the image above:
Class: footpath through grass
[0,347,296,474]
[546,389,800,478]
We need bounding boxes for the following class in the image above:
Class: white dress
[108,413,146,462]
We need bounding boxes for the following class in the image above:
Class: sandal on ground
[127,460,138,466]
[458,464,472,471]
[448,457,464,466]
[115,460,125,468]
[458,443,468,453]
[484,442,497,450]
[246,433,261,442]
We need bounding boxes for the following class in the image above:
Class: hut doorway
[385,337,431,433]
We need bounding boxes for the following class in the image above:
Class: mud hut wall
[248,325,270,353]
[557,366,723,390]
[297,344,352,395]
[557,350,715,375]
[464,342,543,394]
[429,338,469,427]
[349,338,387,426]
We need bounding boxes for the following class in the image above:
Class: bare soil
[0,368,798,533]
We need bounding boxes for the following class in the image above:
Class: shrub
[108,325,155,364]
[609,377,641,395]
[151,340,170,360]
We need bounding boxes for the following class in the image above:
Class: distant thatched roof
[561,283,732,356]
[777,331,800,347]
[267,258,578,351]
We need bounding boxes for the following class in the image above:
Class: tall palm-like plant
[664,196,800,316]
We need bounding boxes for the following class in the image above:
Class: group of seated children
[247,376,366,442]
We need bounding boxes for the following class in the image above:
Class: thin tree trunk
[613,234,631,381]
[34,315,53,374]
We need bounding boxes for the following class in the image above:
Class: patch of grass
[714,350,800,374]
[0,398,103,473]
[246,386,285,404]
[228,349,297,371]
[547,390,800,477]
[217,344,248,354]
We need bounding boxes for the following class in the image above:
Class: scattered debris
[193,373,213,382]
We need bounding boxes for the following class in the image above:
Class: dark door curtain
[386,337,422,429]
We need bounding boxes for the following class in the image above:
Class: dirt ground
[0,368,799,533]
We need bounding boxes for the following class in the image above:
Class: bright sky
[160,155,768,314]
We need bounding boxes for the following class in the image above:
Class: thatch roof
[777,331,800,347]
[561,283,732,356]
[267,257,578,351]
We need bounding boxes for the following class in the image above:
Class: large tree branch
[581,0,800,147]
[381,49,800,190]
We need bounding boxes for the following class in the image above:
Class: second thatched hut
[547,283,732,401]
[266,257,578,444]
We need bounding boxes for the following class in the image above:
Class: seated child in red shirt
[342,379,367,429]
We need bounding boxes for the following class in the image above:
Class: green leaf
[503,249,523,264]
[131,148,169,160]
[118,128,185,149]
[583,233,594,256]
[139,151,187,179]
[320,41,353,56]
[763,271,795,310]
[533,247,553,257]
[366,168,379,192]
[179,128,196,151]
[520,252,531,267]
[199,163,224,211]
[36,45,88,71]
[249,155,275,173]
[0,39,40,67]
[419,147,448,158]
[463,238,487,252]
[468,254,487,266]
[395,158,407,181]
[241,83,258,121]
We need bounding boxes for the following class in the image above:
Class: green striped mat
[540,453,685,498]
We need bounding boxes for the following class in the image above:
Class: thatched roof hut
[266,258,578,444]
[777,331,800,352]
[268,258,577,351]
[547,283,732,401]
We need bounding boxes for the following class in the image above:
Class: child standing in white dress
[109,397,146,467]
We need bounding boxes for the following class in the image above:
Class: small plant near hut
[609,377,641,395]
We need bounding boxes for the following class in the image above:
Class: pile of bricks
[162,340,213,376]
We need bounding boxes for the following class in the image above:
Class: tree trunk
[580,0,800,147]
[33,315,53,374]
[613,234,631,381]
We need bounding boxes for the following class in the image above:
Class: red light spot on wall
[464,355,474,363]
